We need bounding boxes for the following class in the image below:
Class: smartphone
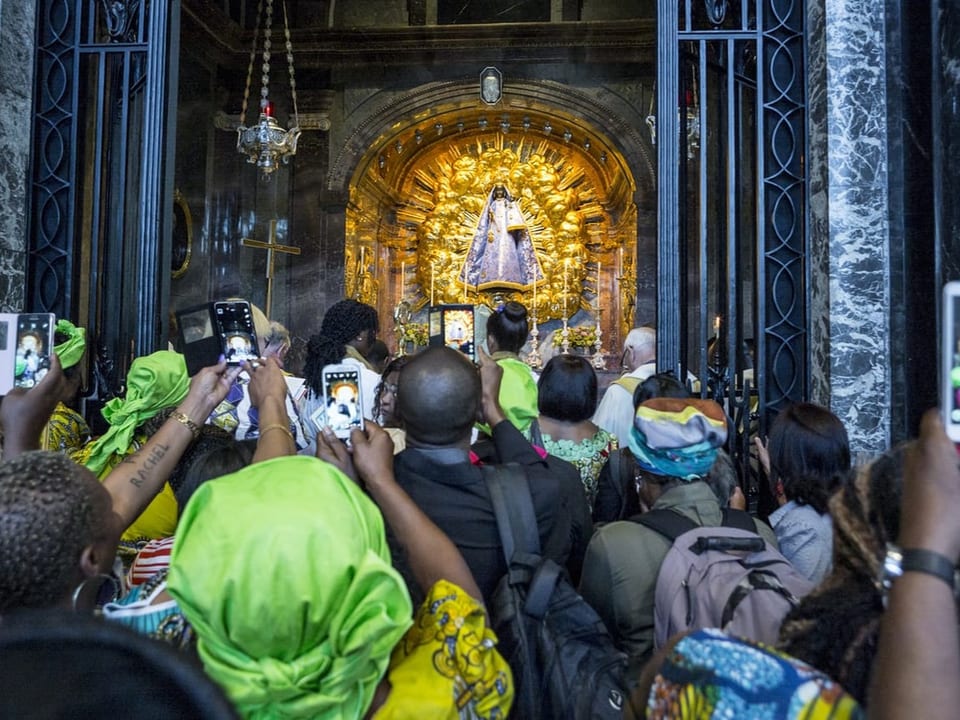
[320,363,364,439]
[214,300,260,365]
[13,313,55,390]
[944,282,960,441]
[0,314,16,395]
[429,304,477,362]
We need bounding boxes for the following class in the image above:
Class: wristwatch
[881,543,959,607]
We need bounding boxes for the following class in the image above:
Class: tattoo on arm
[124,443,170,488]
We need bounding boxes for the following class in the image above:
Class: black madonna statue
[459,184,544,291]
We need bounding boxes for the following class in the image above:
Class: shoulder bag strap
[721,507,759,533]
[482,463,542,564]
[630,507,699,542]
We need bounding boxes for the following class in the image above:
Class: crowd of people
[0,300,958,719]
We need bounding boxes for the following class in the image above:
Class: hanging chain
[239,0,263,126]
[283,0,300,126]
[261,0,273,113]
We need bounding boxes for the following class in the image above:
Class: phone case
[428,304,476,362]
[943,282,960,441]
[14,313,55,390]
[214,301,261,365]
[0,313,17,395]
[177,303,220,376]
[321,364,364,439]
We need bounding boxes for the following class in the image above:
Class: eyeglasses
[381,383,399,396]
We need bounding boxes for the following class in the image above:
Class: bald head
[624,327,656,370]
[398,347,480,445]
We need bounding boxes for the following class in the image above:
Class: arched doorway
[333,79,655,366]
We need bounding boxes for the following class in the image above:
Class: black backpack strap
[630,508,698,542]
[721,507,759,533]
[525,559,562,619]
[482,463,542,564]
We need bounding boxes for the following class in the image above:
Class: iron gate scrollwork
[27,0,178,403]
[658,0,807,512]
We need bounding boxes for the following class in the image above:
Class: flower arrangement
[552,325,597,349]
[400,322,429,347]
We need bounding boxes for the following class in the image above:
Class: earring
[71,573,121,612]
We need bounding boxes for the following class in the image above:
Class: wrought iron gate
[27,0,179,398]
[657,0,807,508]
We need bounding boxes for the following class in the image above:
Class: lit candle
[400,261,405,294]
[714,314,721,336]
[619,247,623,270]
[563,259,569,317]
[431,263,436,306]
[532,277,537,314]
[360,246,365,270]
[463,275,467,304]
[596,261,601,306]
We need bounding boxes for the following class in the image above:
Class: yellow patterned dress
[374,579,514,720]
[41,402,92,462]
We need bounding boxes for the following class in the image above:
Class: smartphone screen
[321,366,364,439]
[14,313,54,389]
[944,282,960,440]
[215,301,260,365]
[443,307,476,362]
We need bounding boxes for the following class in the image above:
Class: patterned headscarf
[645,629,863,719]
[167,455,413,719]
[82,351,190,476]
[629,398,727,480]
[53,319,87,369]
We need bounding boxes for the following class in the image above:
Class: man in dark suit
[390,346,592,603]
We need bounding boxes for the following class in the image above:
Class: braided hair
[486,301,529,355]
[303,300,379,396]
[0,451,110,613]
[777,446,904,705]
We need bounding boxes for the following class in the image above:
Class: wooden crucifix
[241,219,301,318]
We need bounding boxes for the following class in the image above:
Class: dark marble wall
[808,0,893,455]
[938,2,960,285]
[808,0,939,452]
[0,0,35,312]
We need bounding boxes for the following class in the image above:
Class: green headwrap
[53,319,87,369]
[83,350,190,476]
[167,455,413,719]
[476,354,539,436]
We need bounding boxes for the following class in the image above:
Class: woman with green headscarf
[76,350,196,543]
[40,319,91,460]
[158,420,514,720]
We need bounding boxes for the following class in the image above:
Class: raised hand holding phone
[214,300,260,365]
[316,363,364,440]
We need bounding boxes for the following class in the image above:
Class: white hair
[624,327,655,352]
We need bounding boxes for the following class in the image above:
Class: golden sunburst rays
[395,134,606,319]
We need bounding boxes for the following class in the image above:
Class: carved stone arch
[327,78,656,199]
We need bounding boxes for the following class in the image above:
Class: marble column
[807,0,892,454]
[0,0,35,312]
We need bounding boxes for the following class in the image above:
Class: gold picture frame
[171,188,193,279]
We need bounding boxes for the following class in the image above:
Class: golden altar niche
[345,133,638,360]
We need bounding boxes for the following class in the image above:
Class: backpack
[482,464,628,720]
[634,508,815,649]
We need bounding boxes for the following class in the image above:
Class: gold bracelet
[172,411,201,439]
[259,423,294,442]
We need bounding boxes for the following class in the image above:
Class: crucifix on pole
[241,219,301,318]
